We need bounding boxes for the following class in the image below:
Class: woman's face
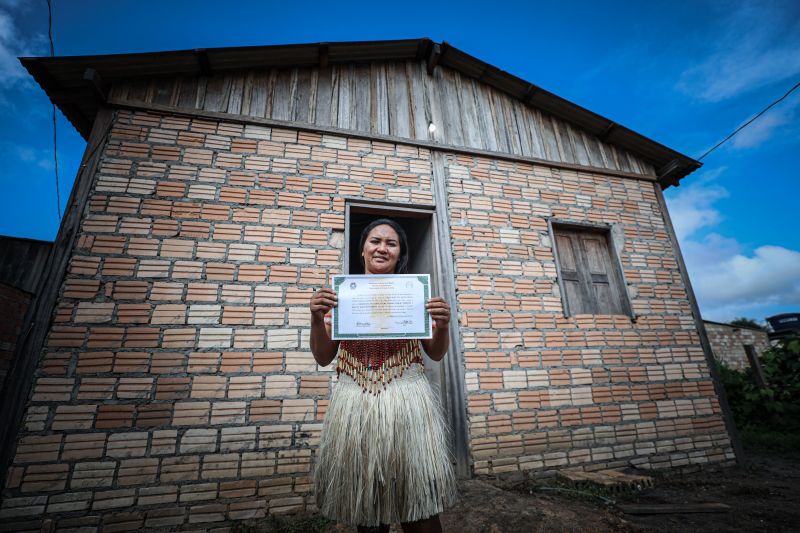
[362,224,401,275]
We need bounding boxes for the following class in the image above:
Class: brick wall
[705,322,770,371]
[0,110,435,530]
[0,108,734,530]
[442,153,733,475]
[0,283,32,393]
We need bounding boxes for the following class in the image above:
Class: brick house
[0,39,738,529]
[704,320,770,371]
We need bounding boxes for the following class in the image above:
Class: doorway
[343,200,444,399]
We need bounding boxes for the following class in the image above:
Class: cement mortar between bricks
[0,109,733,529]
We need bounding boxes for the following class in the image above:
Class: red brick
[96,404,135,428]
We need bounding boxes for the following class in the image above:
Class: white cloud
[0,5,47,90]
[0,142,55,175]
[15,144,54,170]
[676,1,800,102]
[666,172,800,322]
[666,169,728,240]
[0,9,28,86]
[729,99,799,149]
[683,237,800,320]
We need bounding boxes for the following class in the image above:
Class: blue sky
[0,0,798,323]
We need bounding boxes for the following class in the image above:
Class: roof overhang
[20,38,700,187]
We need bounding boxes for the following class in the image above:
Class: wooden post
[653,184,744,463]
[744,344,767,388]
[0,108,115,488]
[431,151,471,478]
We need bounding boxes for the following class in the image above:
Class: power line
[46,0,61,220]
[697,79,800,161]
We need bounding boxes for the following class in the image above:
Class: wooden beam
[431,151,471,478]
[477,65,490,84]
[343,196,435,213]
[0,108,116,489]
[83,68,109,102]
[658,158,700,189]
[599,121,617,142]
[657,158,681,182]
[547,218,571,318]
[415,38,433,61]
[426,43,441,75]
[744,344,767,388]
[653,183,744,464]
[195,48,212,76]
[318,43,329,69]
[107,98,661,185]
[523,84,539,105]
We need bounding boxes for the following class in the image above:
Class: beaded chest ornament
[337,339,424,395]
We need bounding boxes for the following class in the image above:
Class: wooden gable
[108,61,656,176]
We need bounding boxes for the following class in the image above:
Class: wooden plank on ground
[618,503,731,515]
[557,468,653,491]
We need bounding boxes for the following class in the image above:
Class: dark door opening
[346,210,434,276]
[344,201,443,399]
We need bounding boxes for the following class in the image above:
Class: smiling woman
[309,218,456,532]
[360,219,408,275]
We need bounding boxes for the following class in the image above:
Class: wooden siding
[110,61,656,176]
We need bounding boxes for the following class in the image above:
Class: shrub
[719,336,800,434]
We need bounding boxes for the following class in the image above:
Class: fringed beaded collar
[336,340,424,395]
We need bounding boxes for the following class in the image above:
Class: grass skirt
[314,363,457,526]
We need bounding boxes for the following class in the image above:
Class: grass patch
[521,476,618,506]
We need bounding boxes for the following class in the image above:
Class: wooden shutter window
[552,226,630,316]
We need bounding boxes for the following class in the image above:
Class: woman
[310,218,457,533]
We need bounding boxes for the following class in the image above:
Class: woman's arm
[309,287,339,366]
[421,297,450,361]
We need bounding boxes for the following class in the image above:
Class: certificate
[331,274,432,340]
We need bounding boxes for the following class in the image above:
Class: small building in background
[703,320,770,371]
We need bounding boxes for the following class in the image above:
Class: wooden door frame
[431,151,472,478]
[342,178,472,478]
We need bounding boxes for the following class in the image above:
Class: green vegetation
[728,317,767,331]
[719,336,800,452]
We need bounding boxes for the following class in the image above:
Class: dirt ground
[272,449,794,533]
[442,450,800,533]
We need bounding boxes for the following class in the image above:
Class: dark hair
[358,218,409,274]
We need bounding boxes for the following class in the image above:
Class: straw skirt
[314,363,457,526]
